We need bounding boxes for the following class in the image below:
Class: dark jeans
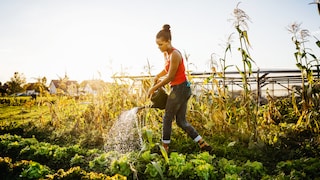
[162,81,200,144]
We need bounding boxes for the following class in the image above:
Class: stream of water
[104,107,143,154]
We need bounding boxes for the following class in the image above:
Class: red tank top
[164,48,187,86]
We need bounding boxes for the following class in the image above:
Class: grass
[0,104,49,122]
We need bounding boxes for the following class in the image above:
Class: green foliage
[218,158,242,176]
[0,156,127,180]
[0,157,51,179]
[241,160,266,179]
[0,134,92,171]
[20,161,51,179]
[144,162,162,179]
[6,72,26,95]
[70,153,85,167]
[165,152,217,179]
[110,153,133,177]
[46,166,127,180]
[2,133,320,179]
[0,96,32,106]
[276,157,320,179]
[189,152,216,180]
[89,151,120,173]
[167,152,190,178]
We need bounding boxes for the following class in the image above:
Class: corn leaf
[242,30,251,47]
[158,144,169,163]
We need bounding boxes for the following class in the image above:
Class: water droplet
[104,107,143,154]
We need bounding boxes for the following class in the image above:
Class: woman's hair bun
[162,24,170,31]
[156,24,172,41]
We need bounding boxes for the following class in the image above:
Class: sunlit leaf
[236,25,242,34]
[151,161,164,180]
[225,43,232,54]
[296,113,304,126]
[145,129,153,145]
[224,65,233,70]
[294,52,299,62]
[296,63,303,70]
[242,30,251,47]
[273,135,278,144]
[316,40,320,48]
[158,144,169,163]
[307,52,317,60]
[291,92,300,116]
[227,141,236,147]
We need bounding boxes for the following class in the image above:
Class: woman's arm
[154,69,167,83]
[148,50,181,97]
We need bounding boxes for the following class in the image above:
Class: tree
[0,82,9,96]
[7,72,26,95]
[29,76,49,96]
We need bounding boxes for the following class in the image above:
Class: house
[24,83,42,95]
[49,80,79,96]
[79,80,108,95]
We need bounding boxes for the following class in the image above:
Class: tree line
[0,72,48,96]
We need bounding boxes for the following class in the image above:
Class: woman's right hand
[154,76,160,84]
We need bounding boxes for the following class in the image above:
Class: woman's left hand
[147,86,156,98]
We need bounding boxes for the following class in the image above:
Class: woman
[148,24,212,153]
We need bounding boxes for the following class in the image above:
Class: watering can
[138,86,168,111]
[150,87,168,109]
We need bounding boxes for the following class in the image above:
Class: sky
[0,0,319,84]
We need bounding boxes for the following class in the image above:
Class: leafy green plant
[89,151,120,173]
[139,127,169,163]
[189,152,216,180]
[276,157,320,179]
[167,152,191,179]
[70,153,85,167]
[218,158,242,176]
[20,161,52,179]
[241,160,266,179]
[144,162,160,179]
[110,153,134,177]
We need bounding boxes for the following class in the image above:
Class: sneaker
[198,140,213,152]
[162,143,169,153]
[200,144,213,152]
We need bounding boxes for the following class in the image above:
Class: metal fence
[112,67,320,99]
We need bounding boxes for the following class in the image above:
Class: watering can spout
[138,105,149,110]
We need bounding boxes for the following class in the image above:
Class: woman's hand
[154,75,160,84]
[147,86,156,98]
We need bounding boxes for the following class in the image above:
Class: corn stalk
[287,22,320,132]
[231,3,258,135]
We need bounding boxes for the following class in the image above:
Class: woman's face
[156,38,170,53]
